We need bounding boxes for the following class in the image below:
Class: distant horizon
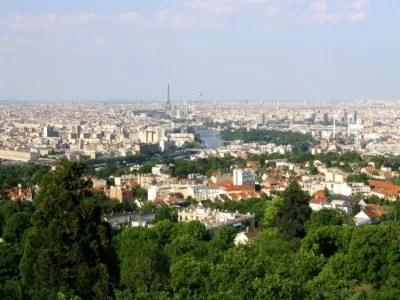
[1,98,399,104]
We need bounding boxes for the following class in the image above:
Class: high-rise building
[323,113,329,124]
[233,168,255,186]
[43,125,59,138]
[257,111,266,126]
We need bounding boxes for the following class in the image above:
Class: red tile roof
[363,209,378,219]
[220,183,254,192]
[310,199,326,205]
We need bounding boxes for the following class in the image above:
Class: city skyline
[1,0,400,101]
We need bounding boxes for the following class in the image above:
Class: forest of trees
[0,164,50,190]
[1,160,400,299]
[220,129,317,152]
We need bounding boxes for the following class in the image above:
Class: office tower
[323,113,329,124]
[257,111,266,126]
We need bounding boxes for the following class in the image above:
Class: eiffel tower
[165,84,172,113]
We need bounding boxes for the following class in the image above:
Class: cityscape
[1,0,400,299]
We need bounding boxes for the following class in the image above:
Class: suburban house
[3,185,32,201]
[234,228,264,246]
[354,210,381,226]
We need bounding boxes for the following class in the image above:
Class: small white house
[234,229,263,246]
[354,210,380,226]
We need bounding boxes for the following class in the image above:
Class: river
[195,129,223,149]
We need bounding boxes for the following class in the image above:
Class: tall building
[43,125,59,138]
[323,113,329,124]
[343,112,349,125]
[233,168,255,186]
[257,111,266,126]
[138,129,159,144]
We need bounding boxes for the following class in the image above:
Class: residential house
[234,228,264,246]
[354,210,381,226]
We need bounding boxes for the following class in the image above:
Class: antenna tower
[165,84,172,112]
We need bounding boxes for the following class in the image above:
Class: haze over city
[1,0,400,102]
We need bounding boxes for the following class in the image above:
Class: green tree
[2,212,31,244]
[310,166,319,175]
[271,181,312,239]
[305,209,344,232]
[324,187,332,202]
[263,196,283,228]
[153,206,175,224]
[138,164,153,174]
[216,226,238,245]
[113,228,169,294]
[19,159,114,299]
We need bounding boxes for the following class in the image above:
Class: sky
[0,0,399,102]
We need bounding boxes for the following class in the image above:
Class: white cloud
[245,0,270,3]
[348,11,365,23]
[306,1,342,24]
[352,0,368,9]
[7,12,98,30]
[3,10,223,32]
[184,0,234,15]
[184,0,273,15]
[173,12,224,30]
[385,14,400,20]
[266,4,281,17]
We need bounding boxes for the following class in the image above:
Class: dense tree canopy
[269,181,312,239]
[0,164,49,190]
[19,159,115,299]
[2,158,400,299]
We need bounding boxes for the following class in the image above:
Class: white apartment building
[187,185,220,201]
[148,185,171,201]
[233,168,255,186]
[366,142,400,156]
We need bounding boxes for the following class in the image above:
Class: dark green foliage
[171,156,236,178]
[216,226,238,245]
[0,163,50,190]
[19,159,114,299]
[301,226,353,257]
[132,185,147,200]
[270,181,312,239]
[153,206,175,224]
[0,243,22,282]
[5,154,400,299]
[138,163,153,174]
[0,279,23,300]
[310,166,319,175]
[2,212,31,244]
[0,243,23,300]
[306,209,344,232]
[347,173,369,184]
[113,228,169,293]
[220,128,316,152]
[324,187,332,202]
[86,190,136,214]
[0,199,33,236]
[85,154,150,169]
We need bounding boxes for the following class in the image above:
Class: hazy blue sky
[1,0,399,102]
